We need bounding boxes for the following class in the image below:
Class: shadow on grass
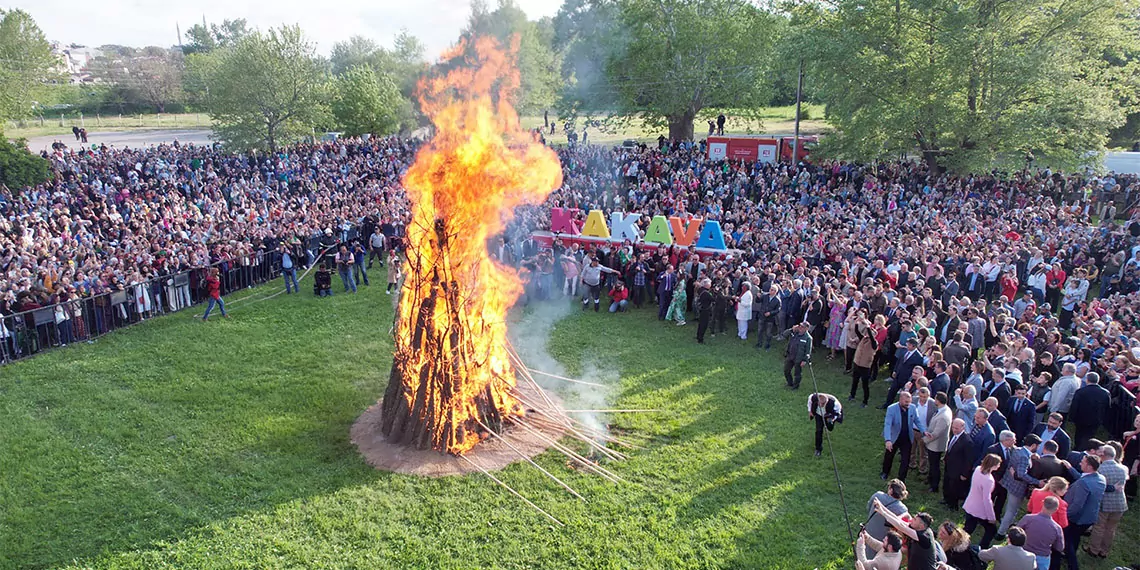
[0,285,387,569]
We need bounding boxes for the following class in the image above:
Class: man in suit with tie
[982,366,1013,411]
[1061,454,1107,570]
[923,392,953,493]
[881,391,914,481]
[882,338,923,409]
[1006,385,1038,444]
[1032,412,1072,460]
[943,418,975,510]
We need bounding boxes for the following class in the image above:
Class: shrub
[0,134,52,191]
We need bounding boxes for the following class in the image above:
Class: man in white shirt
[909,387,932,474]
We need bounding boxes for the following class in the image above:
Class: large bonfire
[379,37,563,455]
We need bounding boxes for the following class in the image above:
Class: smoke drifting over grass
[508,300,617,440]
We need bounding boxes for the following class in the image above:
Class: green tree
[329,30,426,100]
[182,18,251,55]
[557,0,778,140]
[332,65,411,136]
[0,9,56,120]
[203,25,330,151]
[0,133,51,190]
[803,0,1140,171]
[459,0,563,115]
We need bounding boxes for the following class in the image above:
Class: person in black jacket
[695,279,714,344]
[756,285,782,349]
[1069,372,1111,450]
[808,392,843,457]
[942,418,975,510]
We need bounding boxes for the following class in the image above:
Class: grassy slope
[0,274,1134,569]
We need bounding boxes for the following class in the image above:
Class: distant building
[50,42,103,84]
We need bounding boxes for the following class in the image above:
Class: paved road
[28,129,214,152]
[1105,151,1140,174]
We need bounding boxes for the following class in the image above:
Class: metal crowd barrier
[0,225,366,365]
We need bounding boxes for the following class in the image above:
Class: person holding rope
[201,267,228,321]
[808,392,843,457]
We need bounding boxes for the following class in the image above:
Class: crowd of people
[5,131,1140,567]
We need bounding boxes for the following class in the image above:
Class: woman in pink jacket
[962,453,1002,548]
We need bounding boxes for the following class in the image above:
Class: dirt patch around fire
[350,385,567,477]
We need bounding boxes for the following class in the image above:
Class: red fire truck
[706,134,817,163]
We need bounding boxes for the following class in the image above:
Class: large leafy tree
[331,65,412,136]
[557,0,778,140]
[0,9,56,120]
[804,0,1140,171]
[201,25,330,151]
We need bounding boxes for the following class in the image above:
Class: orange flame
[383,36,562,454]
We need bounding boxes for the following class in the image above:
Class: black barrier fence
[0,226,363,366]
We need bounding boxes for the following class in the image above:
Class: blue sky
[9,0,563,58]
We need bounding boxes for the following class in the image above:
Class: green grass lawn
[1,273,1135,569]
[5,113,212,140]
[520,105,831,146]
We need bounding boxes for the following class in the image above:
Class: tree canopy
[556,0,778,140]
[802,0,1140,171]
[0,9,56,120]
[199,25,330,151]
[332,65,412,137]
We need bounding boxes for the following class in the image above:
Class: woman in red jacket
[202,267,228,321]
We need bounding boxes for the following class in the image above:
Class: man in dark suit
[943,417,975,510]
[756,285,782,349]
[930,361,951,400]
[1031,412,1072,460]
[1005,385,1037,444]
[984,397,1010,435]
[1029,439,1068,481]
[1068,372,1110,450]
[971,408,997,467]
[982,368,1013,411]
[882,337,923,409]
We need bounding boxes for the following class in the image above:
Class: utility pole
[176,23,182,48]
[792,57,804,165]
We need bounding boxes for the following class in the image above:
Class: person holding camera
[808,392,843,457]
[855,528,903,570]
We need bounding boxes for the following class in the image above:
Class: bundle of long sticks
[456,340,655,526]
